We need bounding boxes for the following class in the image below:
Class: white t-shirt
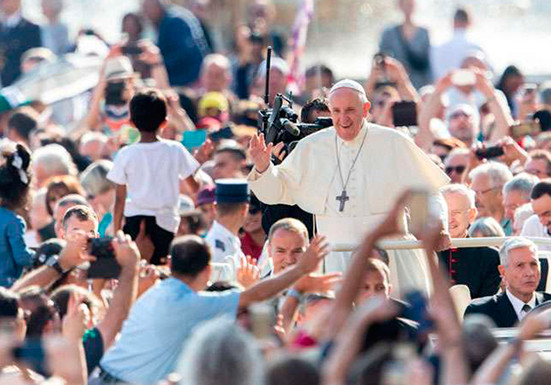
[107,140,199,233]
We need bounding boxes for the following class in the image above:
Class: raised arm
[416,72,453,151]
[95,232,140,349]
[11,232,94,293]
[474,71,514,144]
[322,193,409,341]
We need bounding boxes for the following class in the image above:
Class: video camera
[258,47,333,155]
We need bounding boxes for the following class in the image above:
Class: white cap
[258,57,289,77]
[329,79,367,100]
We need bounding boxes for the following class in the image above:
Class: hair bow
[11,153,29,185]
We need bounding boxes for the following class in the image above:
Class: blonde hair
[268,218,309,242]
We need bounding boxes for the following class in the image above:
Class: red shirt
[240,232,264,261]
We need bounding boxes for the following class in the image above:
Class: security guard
[205,179,249,280]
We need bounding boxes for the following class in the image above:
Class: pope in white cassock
[247,79,451,296]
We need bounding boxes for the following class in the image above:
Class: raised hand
[297,235,330,274]
[248,133,273,173]
[193,138,215,165]
[62,292,88,341]
[58,230,96,271]
[236,255,260,288]
[112,230,140,268]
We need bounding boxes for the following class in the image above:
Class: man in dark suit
[0,0,41,87]
[464,237,551,327]
[439,184,501,298]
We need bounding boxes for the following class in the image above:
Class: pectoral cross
[336,190,350,212]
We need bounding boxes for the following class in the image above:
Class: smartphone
[510,121,541,139]
[402,290,434,337]
[87,238,121,279]
[249,303,276,340]
[209,125,234,142]
[392,101,417,127]
[13,339,49,376]
[407,190,430,237]
[182,130,207,151]
[121,45,143,56]
[451,69,476,87]
[475,145,505,160]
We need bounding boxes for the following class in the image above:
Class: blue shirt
[0,207,34,287]
[99,277,240,385]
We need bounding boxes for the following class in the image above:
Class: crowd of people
[1,0,551,384]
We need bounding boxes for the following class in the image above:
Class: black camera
[475,145,505,160]
[105,81,127,106]
[121,44,143,56]
[258,47,333,158]
[87,238,121,279]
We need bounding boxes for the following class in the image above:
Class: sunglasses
[249,207,261,215]
[445,165,466,175]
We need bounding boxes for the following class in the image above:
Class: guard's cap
[329,79,367,99]
[215,179,249,203]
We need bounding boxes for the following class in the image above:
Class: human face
[448,111,475,145]
[199,202,216,229]
[501,246,540,302]
[357,270,390,303]
[213,152,244,179]
[0,0,21,16]
[503,190,529,222]
[268,229,308,274]
[202,63,231,93]
[470,173,503,218]
[242,207,262,234]
[531,194,551,233]
[141,0,163,24]
[399,0,415,18]
[329,88,370,142]
[79,140,105,162]
[445,192,476,238]
[60,216,98,240]
[444,153,468,183]
[525,159,550,179]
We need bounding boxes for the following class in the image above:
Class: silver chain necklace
[334,128,368,212]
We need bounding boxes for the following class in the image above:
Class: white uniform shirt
[205,221,245,282]
[521,214,551,252]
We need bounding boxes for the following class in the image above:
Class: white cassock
[248,121,450,297]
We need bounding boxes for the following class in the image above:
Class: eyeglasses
[473,186,501,196]
[445,165,466,175]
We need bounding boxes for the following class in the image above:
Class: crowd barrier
[332,236,551,252]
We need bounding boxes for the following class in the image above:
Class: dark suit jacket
[438,246,501,299]
[464,291,551,328]
[0,18,41,86]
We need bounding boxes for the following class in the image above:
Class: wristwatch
[45,255,65,275]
